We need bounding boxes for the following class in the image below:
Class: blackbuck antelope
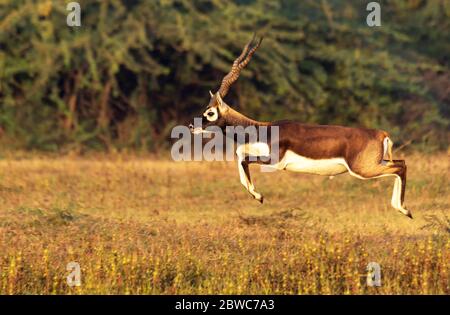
[189,36,412,219]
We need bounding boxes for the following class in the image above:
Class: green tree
[0,0,448,152]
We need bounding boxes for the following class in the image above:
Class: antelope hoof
[398,207,413,219]
[405,211,413,219]
[253,194,264,204]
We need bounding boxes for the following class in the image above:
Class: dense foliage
[0,0,449,152]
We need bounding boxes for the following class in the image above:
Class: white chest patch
[236,142,271,158]
[275,150,348,176]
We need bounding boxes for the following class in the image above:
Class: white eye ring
[204,108,218,122]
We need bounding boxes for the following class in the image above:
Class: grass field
[0,153,448,294]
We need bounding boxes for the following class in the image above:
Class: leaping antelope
[189,35,412,219]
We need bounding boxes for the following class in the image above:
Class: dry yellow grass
[0,153,448,294]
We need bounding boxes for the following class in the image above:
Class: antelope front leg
[237,158,264,203]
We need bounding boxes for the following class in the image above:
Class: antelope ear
[216,93,229,112]
[209,90,214,98]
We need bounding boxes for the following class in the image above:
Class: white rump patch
[383,137,389,158]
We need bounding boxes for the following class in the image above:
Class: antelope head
[189,35,263,134]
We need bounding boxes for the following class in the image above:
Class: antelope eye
[207,112,215,117]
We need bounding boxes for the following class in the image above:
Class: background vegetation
[1,0,449,152]
[0,0,449,296]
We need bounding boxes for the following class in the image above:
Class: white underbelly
[276,150,348,176]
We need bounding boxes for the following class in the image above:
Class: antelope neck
[224,107,269,127]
